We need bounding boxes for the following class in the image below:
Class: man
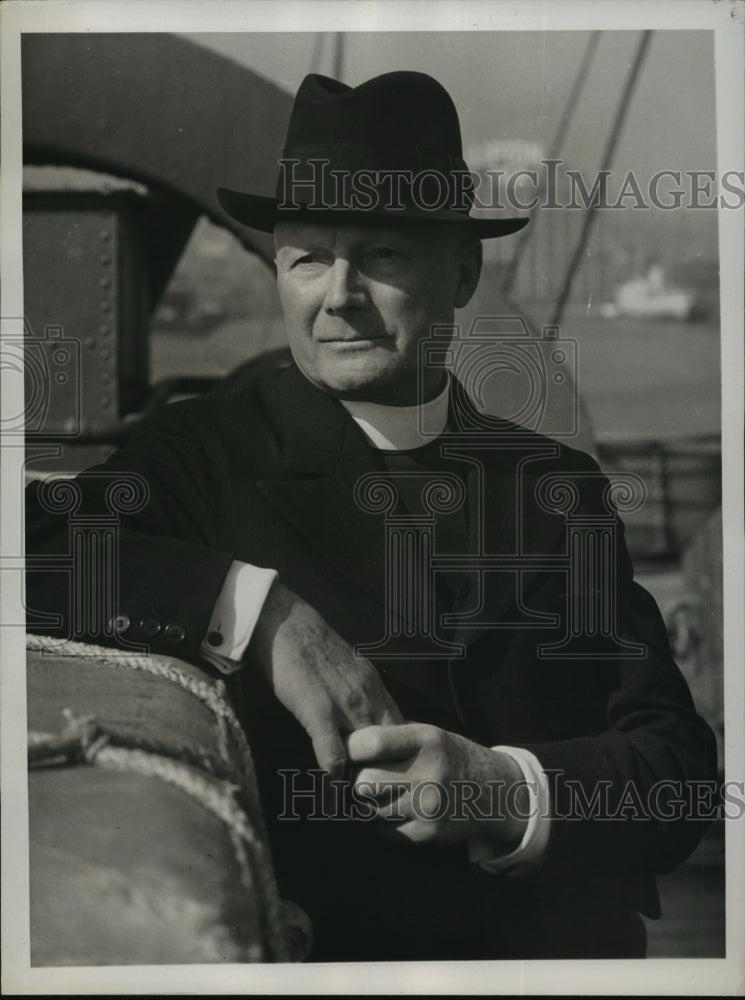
[26,71,717,961]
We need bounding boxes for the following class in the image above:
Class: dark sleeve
[25,400,235,662]
[520,452,719,881]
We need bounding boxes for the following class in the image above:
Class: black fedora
[217,71,529,239]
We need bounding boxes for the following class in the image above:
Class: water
[557,306,721,445]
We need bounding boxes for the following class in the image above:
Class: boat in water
[601,265,696,321]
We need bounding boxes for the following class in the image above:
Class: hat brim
[216,187,528,239]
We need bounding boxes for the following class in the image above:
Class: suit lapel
[257,366,389,609]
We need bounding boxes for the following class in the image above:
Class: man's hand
[248,581,404,776]
[347,724,529,849]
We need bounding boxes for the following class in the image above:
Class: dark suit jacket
[26,364,718,961]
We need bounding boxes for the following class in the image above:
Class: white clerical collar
[340,375,450,451]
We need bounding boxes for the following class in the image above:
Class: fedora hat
[217,71,529,239]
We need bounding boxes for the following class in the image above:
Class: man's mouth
[319,334,387,343]
[319,335,390,348]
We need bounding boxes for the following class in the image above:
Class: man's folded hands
[345,723,529,847]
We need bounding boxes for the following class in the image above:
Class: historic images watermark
[1,318,81,439]
[276,157,745,214]
[353,316,648,662]
[277,769,745,824]
[27,470,150,649]
[2,318,151,652]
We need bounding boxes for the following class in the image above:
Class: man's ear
[454,237,482,309]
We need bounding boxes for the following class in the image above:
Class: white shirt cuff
[468,745,552,878]
[199,560,278,675]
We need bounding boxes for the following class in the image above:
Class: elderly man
[26,71,716,961]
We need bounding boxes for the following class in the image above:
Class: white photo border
[1,1,743,995]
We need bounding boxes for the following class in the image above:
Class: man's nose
[324,260,366,315]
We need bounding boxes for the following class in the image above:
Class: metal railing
[597,436,721,563]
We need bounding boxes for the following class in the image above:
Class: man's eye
[367,247,402,263]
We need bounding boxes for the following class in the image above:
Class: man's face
[274,220,481,405]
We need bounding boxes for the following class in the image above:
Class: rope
[228,823,289,963]
[28,718,255,844]
[94,745,263,848]
[549,30,654,328]
[26,633,259,787]
[91,742,289,960]
[501,30,603,300]
[27,633,235,718]
[28,715,238,782]
[28,709,109,767]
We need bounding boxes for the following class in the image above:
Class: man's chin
[314,364,411,404]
